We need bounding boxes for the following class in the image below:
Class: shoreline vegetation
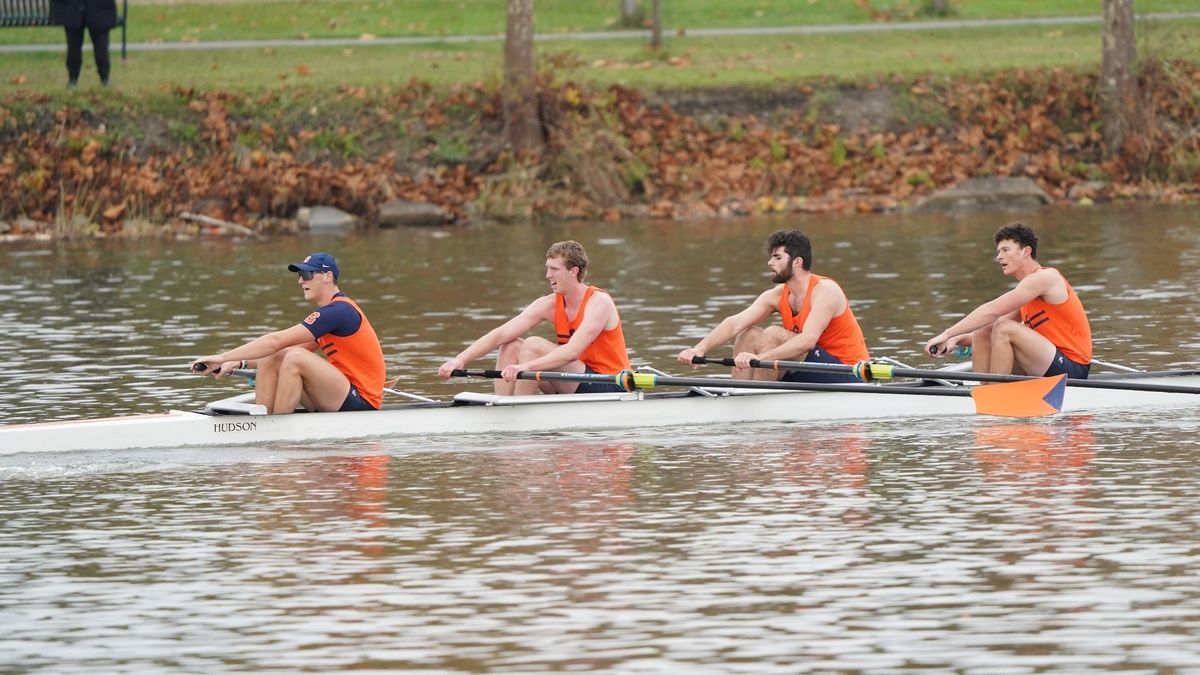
[1,2,1199,238]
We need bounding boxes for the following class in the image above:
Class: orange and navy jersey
[778,275,871,365]
[301,294,386,409]
[554,286,632,375]
[1020,268,1092,365]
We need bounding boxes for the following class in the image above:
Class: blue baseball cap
[288,252,339,280]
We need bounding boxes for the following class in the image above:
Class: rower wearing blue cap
[191,252,386,413]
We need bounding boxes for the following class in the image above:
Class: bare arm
[925,269,1059,355]
[677,287,779,365]
[192,324,316,377]
[437,295,554,378]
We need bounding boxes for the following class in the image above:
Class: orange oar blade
[970,374,1066,417]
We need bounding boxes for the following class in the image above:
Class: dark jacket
[49,0,119,30]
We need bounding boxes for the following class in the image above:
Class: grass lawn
[1,0,1197,44]
[3,17,1197,96]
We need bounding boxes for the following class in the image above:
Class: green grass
[1,0,1196,46]
[6,19,1197,97]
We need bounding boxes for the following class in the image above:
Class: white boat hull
[2,373,1198,454]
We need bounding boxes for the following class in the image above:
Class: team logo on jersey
[304,311,320,325]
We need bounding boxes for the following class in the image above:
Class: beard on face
[771,261,794,284]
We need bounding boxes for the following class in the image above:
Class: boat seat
[452,390,641,406]
[205,392,270,415]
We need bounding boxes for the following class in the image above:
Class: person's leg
[988,317,1057,376]
[512,336,582,394]
[494,338,525,396]
[63,27,84,86]
[89,26,111,85]
[253,350,285,412]
[970,323,993,373]
[272,348,352,413]
[731,325,793,380]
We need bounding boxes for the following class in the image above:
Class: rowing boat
[2,369,1197,455]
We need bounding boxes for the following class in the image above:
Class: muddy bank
[1,62,1198,238]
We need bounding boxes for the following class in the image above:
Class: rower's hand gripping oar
[689,355,1065,417]
[191,362,256,382]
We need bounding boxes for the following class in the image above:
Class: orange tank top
[1019,268,1092,365]
[554,286,632,374]
[779,274,871,365]
[318,296,386,409]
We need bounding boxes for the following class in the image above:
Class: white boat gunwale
[2,370,1197,455]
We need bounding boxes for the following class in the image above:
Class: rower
[924,222,1092,379]
[676,229,871,383]
[190,252,386,414]
[437,240,632,395]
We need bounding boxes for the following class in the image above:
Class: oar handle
[692,356,735,367]
[191,362,255,379]
[451,369,501,378]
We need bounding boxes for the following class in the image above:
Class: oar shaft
[693,356,1200,395]
[638,374,968,397]
[452,368,969,397]
[450,369,631,386]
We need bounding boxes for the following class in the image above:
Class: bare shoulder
[1025,267,1066,292]
[1031,266,1070,302]
[814,276,846,295]
[590,288,618,312]
[525,293,558,318]
[813,276,849,304]
[759,284,784,304]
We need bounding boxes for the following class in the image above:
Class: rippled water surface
[2,205,1200,671]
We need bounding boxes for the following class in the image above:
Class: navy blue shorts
[338,384,378,411]
[574,366,627,394]
[1042,350,1090,379]
[779,348,859,384]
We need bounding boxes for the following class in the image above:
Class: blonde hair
[546,240,589,282]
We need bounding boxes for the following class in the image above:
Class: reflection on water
[2,205,1200,671]
[2,417,1199,672]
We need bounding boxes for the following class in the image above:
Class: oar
[450,368,1063,417]
[691,356,1200,395]
[451,368,974,396]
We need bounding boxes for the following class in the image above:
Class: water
[4,205,1200,423]
[2,205,1199,671]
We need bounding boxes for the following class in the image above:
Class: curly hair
[546,240,589,282]
[994,222,1038,259]
[766,229,813,270]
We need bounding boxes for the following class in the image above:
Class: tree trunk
[619,0,640,26]
[503,0,543,157]
[930,0,950,14]
[650,0,662,50]
[1101,0,1146,160]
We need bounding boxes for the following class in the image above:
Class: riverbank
[3,60,1199,238]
